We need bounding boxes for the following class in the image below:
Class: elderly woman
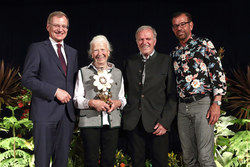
[73,35,126,167]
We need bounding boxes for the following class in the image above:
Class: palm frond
[224,65,250,130]
[0,60,22,108]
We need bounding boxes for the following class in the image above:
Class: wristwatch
[213,101,222,106]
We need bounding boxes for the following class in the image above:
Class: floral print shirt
[170,35,227,98]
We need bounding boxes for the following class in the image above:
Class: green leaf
[214,116,236,137]
[6,106,19,112]
[215,160,223,167]
[216,116,236,128]
[15,118,33,131]
[0,150,31,167]
[221,152,233,165]
[228,131,250,157]
[2,116,18,130]
[216,136,230,146]
[0,137,34,150]
[230,118,250,126]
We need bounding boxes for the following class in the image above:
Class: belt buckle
[187,96,195,103]
[180,96,193,103]
[192,94,206,102]
[181,94,205,103]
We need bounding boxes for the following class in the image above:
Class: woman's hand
[88,99,110,112]
[107,99,121,113]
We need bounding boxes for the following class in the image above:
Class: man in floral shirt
[170,12,227,167]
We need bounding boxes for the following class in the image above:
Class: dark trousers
[33,112,74,167]
[80,126,119,167]
[128,120,169,167]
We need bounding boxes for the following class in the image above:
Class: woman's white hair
[88,35,113,56]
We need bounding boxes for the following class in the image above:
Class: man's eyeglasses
[172,22,190,29]
[50,24,69,30]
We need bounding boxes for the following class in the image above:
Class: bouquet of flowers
[93,69,113,106]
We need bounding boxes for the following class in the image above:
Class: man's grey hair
[47,11,69,27]
[135,25,157,40]
[88,35,113,56]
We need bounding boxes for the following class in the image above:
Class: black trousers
[128,119,169,167]
[80,126,119,167]
[33,112,74,167]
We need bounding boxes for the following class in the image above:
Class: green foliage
[0,137,33,151]
[0,149,33,167]
[67,130,84,167]
[214,114,250,167]
[145,159,152,167]
[16,87,32,106]
[168,151,180,167]
[223,66,250,130]
[0,105,34,166]
[114,150,132,167]
[230,118,250,126]
[226,130,250,166]
[0,118,9,135]
[214,114,236,138]
[2,116,33,132]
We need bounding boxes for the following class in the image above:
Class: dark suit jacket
[21,39,78,122]
[122,52,177,133]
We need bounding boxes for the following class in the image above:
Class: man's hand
[88,99,110,112]
[153,123,167,136]
[55,88,71,104]
[207,103,220,125]
[207,95,222,125]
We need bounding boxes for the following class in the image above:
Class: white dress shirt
[49,37,67,64]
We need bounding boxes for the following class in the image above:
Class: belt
[179,94,209,103]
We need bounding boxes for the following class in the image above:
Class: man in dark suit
[122,25,177,167]
[21,11,78,167]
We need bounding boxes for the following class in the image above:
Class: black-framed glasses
[172,22,190,29]
[49,23,69,30]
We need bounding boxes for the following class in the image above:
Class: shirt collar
[49,37,64,49]
[177,34,196,49]
[140,50,155,60]
[87,62,115,72]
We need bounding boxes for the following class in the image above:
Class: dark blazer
[21,39,78,122]
[122,51,177,133]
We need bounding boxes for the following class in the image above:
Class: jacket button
[141,94,144,98]
[139,82,142,85]
[139,70,142,73]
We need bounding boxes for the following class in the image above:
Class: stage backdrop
[0,0,249,76]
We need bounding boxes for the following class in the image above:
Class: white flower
[207,41,215,49]
[180,54,186,61]
[179,92,185,98]
[93,70,113,91]
[181,51,190,61]
[191,79,201,88]
[185,75,193,83]
[214,88,223,95]
[203,40,215,49]
[200,63,207,71]
[174,61,179,71]
[220,75,226,83]
[183,63,189,73]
